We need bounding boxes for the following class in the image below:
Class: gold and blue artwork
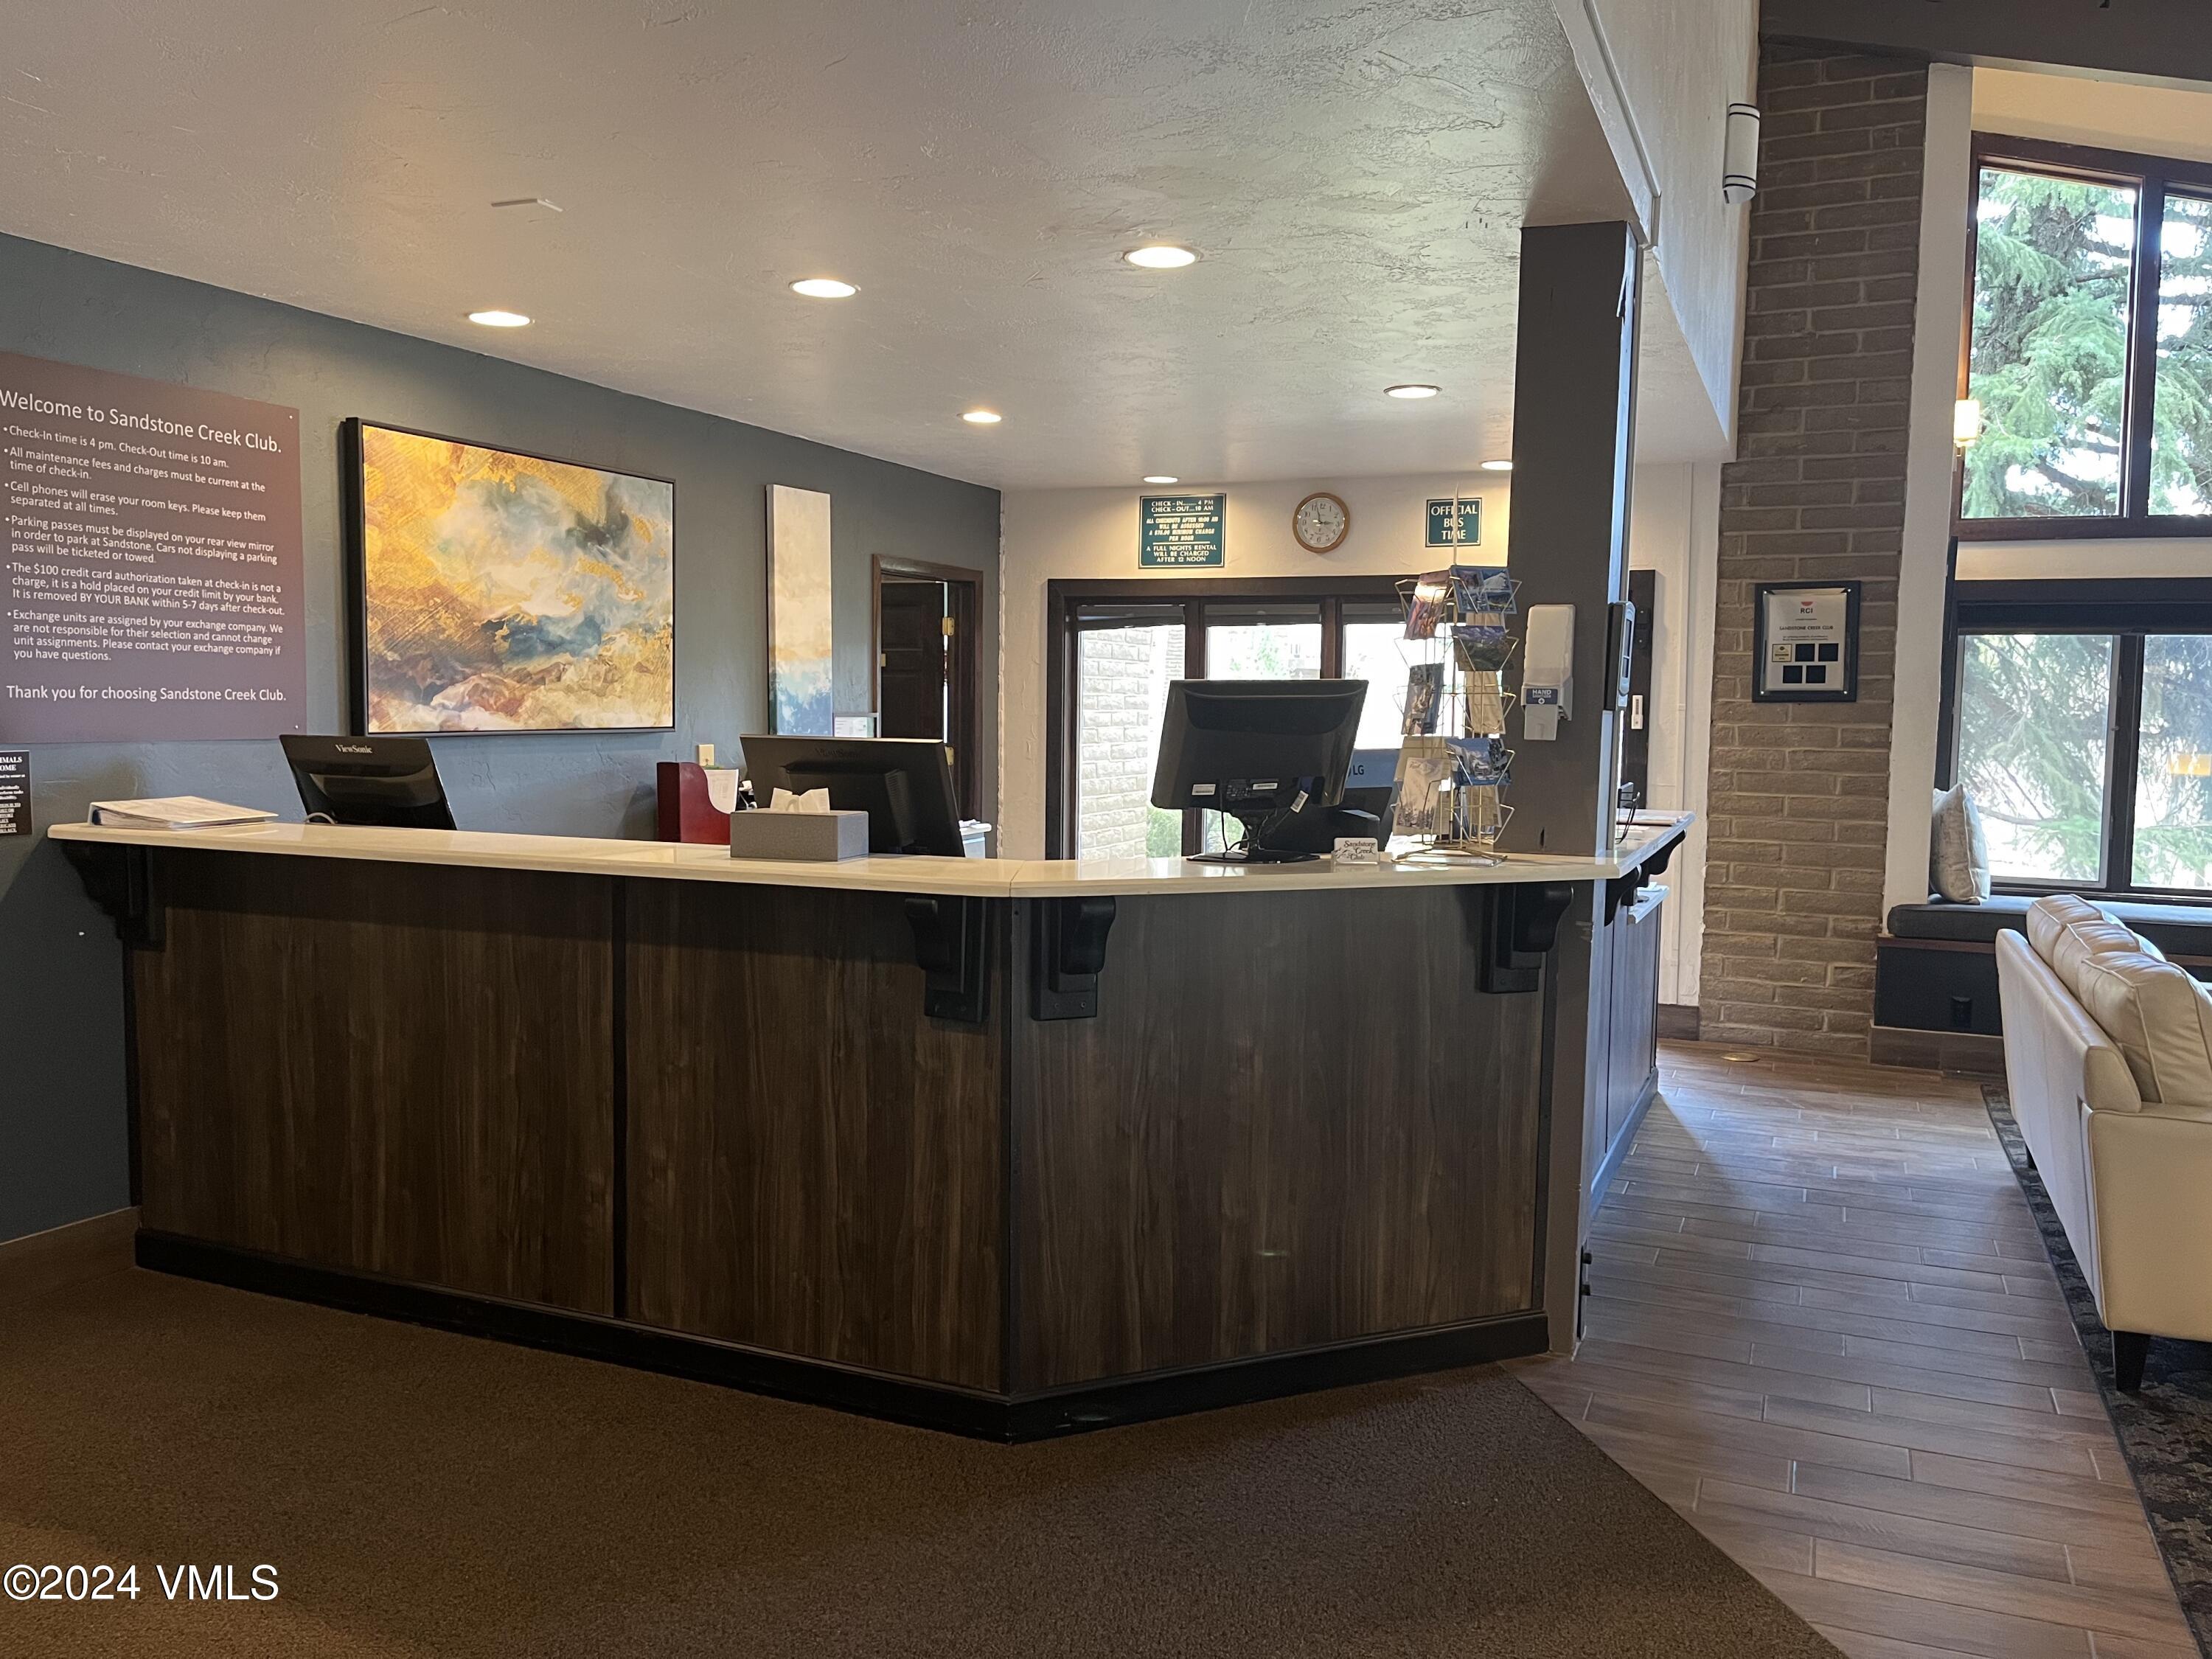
[358,424,674,732]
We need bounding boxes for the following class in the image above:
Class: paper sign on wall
[0,352,305,742]
[0,750,26,836]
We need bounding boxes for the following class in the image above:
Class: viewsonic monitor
[281,734,455,830]
[737,735,964,857]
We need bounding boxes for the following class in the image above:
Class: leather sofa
[1996,894,2212,1391]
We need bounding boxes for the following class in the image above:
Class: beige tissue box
[728,807,871,861]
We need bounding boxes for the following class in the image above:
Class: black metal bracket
[1470,881,1572,994]
[904,895,989,1024]
[61,841,164,949]
[1605,827,1682,922]
[1031,896,1116,1020]
[1605,868,1650,925]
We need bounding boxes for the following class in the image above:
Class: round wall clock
[1293,490,1351,554]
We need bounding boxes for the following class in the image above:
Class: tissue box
[728,807,871,862]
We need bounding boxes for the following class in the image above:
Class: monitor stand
[1186,809,1321,865]
[1188,844,1319,866]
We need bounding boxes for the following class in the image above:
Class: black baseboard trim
[1586,1065,1660,1222]
[136,1232,1548,1442]
[1657,1002,1701,1041]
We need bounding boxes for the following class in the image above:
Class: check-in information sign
[1139,493,1226,568]
[0,352,305,742]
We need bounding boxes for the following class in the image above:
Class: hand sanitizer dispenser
[1522,604,1574,741]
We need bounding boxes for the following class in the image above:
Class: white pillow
[1930,785,1991,903]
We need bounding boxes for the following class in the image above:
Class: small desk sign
[1139,493,1226,568]
[0,751,27,837]
[1753,580,1860,703]
[1425,497,1482,549]
[1332,836,1380,865]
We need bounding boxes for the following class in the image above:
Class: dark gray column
[1495,221,1642,1355]
[1499,220,1641,862]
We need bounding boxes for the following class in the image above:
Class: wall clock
[1292,490,1351,554]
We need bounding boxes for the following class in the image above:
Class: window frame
[1940,577,2212,901]
[1044,575,1411,859]
[1958,133,2212,541]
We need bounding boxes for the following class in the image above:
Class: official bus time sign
[1139,493,1226,568]
[1425,497,1482,549]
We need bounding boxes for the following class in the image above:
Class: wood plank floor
[1516,1040,2197,1659]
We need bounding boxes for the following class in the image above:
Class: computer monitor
[1149,679,1368,864]
[281,734,456,830]
[737,735,964,857]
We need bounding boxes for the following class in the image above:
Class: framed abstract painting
[347,421,675,733]
[766,483,833,734]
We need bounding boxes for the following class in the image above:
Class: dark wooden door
[879,581,947,742]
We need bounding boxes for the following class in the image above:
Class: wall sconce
[1723,103,1761,204]
[1953,397,1983,449]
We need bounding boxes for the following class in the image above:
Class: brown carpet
[1,1271,1837,1658]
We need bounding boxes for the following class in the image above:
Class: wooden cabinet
[1585,880,1666,1215]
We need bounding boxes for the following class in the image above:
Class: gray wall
[0,231,1001,1245]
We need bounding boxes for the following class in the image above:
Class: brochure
[1401,662,1444,736]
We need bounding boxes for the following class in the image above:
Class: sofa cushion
[2070,947,2212,1107]
[1890,896,2196,957]
[2028,894,2110,961]
[2050,919,2163,997]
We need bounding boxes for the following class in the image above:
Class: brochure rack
[1392,566,1518,864]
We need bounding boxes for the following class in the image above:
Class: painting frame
[344,420,677,736]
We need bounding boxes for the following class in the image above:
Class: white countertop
[48,815,1691,899]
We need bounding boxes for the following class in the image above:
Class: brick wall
[1698,48,1928,1057]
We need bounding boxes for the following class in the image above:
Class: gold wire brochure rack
[1393,566,1517,864]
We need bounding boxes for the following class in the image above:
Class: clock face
[1293,492,1350,553]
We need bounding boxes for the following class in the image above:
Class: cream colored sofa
[1996,894,2212,1390]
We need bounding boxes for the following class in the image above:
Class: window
[1961,137,2212,536]
[1048,578,1410,858]
[1953,633,2114,884]
[1942,582,2212,898]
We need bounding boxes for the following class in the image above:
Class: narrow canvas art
[766,484,833,734]
[354,423,675,732]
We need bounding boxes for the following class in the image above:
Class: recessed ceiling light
[790,277,858,299]
[1385,383,1440,400]
[1142,475,1180,484]
[961,409,1003,425]
[467,309,532,328]
[1123,245,1198,269]
[1481,458,1514,472]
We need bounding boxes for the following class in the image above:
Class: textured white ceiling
[2,0,1719,487]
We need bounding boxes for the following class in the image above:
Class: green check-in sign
[1140,494,1226,568]
[1426,497,1482,548]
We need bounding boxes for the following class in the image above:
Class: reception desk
[54,816,1685,1439]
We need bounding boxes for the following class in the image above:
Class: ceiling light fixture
[790,277,859,299]
[1385,383,1440,400]
[1481,459,1514,472]
[961,409,1003,425]
[467,309,532,328]
[1142,475,1180,485]
[1123,245,1198,269]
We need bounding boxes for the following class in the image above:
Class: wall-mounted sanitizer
[1522,604,1575,741]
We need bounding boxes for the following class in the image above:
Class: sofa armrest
[2087,1108,2212,1343]
[1996,931,2143,1113]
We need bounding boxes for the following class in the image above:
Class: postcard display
[1393,565,1517,863]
